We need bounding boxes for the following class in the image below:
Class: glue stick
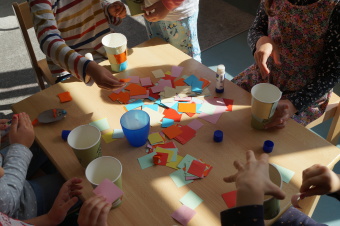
[215,64,225,93]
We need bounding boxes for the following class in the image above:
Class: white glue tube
[215,64,225,93]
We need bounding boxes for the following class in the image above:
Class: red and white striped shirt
[29,0,122,82]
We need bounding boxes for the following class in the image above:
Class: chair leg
[327,102,340,145]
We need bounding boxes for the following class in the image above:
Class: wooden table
[12,38,340,225]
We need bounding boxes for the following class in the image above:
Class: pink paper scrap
[171,66,184,77]
[199,112,223,124]
[187,119,204,131]
[171,205,196,226]
[140,77,153,86]
[127,75,140,84]
[93,179,123,204]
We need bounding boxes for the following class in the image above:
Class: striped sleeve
[28,0,90,82]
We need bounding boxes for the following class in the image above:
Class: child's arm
[101,0,126,25]
[144,0,184,22]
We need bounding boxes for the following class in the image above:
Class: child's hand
[9,113,35,148]
[254,36,281,80]
[47,177,83,225]
[223,150,285,207]
[86,61,125,90]
[108,1,127,19]
[77,195,111,226]
[144,1,169,22]
[300,164,340,198]
[264,99,296,129]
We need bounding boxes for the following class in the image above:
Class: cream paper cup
[101,33,128,72]
[251,83,282,129]
[85,156,123,208]
[67,125,102,168]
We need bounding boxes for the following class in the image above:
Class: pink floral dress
[232,0,338,126]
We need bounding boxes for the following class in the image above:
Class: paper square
[162,118,174,128]
[170,169,193,187]
[137,152,157,169]
[93,179,123,204]
[187,160,206,178]
[112,129,125,139]
[162,125,183,139]
[178,103,196,113]
[221,190,237,208]
[140,77,153,86]
[152,69,165,78]
[57,91,72,103]
[171,66,184,77]
[148,132,164,145]
[89,118,110,131]
[180,190,203,209]
[102,131,116,143]
[171,205,196,226]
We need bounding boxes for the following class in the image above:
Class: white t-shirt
[144,0,199,21]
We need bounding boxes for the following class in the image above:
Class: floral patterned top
[247,0,340,113]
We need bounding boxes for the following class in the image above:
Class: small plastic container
[120,110,150,147]
[214,130,223,142]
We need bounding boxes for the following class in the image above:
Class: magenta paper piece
[171,205,196,226]
[171,66,184,77]
[127,75,140,84]
[187,119,204,131]
[93,179,123,204]
[112,86,124,94]
[140,77,153,86]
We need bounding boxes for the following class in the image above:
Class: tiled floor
[201,30,340,225]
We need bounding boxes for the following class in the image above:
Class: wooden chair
[306,93,340,145]
[12,1,56,90]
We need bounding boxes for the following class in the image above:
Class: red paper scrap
[222,190,237,208]
[163,108,182,122]
[187,160,206,178]
[174,125,196,145]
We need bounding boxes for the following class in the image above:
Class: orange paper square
[108,93,119,102]
[114,51,127,64]
[117,92,130,104]
[178,103,196,113]
[199,78,211,89]
[162,125,183,139]
[57,91,72,103]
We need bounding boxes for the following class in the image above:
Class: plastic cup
[101,33,127,72]
[120,110,150,147]
[250,83,282,129]
[85,156,123,208]
[263,164,282,219]
[67,125,102,168]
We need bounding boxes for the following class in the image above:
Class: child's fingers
[9,114,19,133]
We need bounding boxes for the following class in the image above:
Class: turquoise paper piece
[89,118,110,131]
[138,152,157,169]
[180,190,203,209]
[170,169,193,187]
[271,163,295,183]
[162,118,175,128]
[125,99,143,111]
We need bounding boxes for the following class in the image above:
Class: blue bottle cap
[263,140,274,153]
[61,130,71,141]
[214,130,223,142]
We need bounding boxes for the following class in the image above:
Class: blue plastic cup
[120,110,150,147]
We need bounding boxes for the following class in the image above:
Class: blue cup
[120,110,150,147]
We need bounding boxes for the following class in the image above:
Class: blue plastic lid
[214,130,223,142]
[61,130,71,141]
[263,140,274,153]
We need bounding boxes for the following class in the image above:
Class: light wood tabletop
[12,38,340,225]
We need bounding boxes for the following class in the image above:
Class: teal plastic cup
[120,110,150,147]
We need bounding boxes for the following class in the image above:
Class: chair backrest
[306,93,340,145]
[327,101,340,145]
[12,1,52,90]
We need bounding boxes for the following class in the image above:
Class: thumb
[272,48,281,65]
[266,182,286,200]
[10,115,19,134]
[63,197,79,211]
